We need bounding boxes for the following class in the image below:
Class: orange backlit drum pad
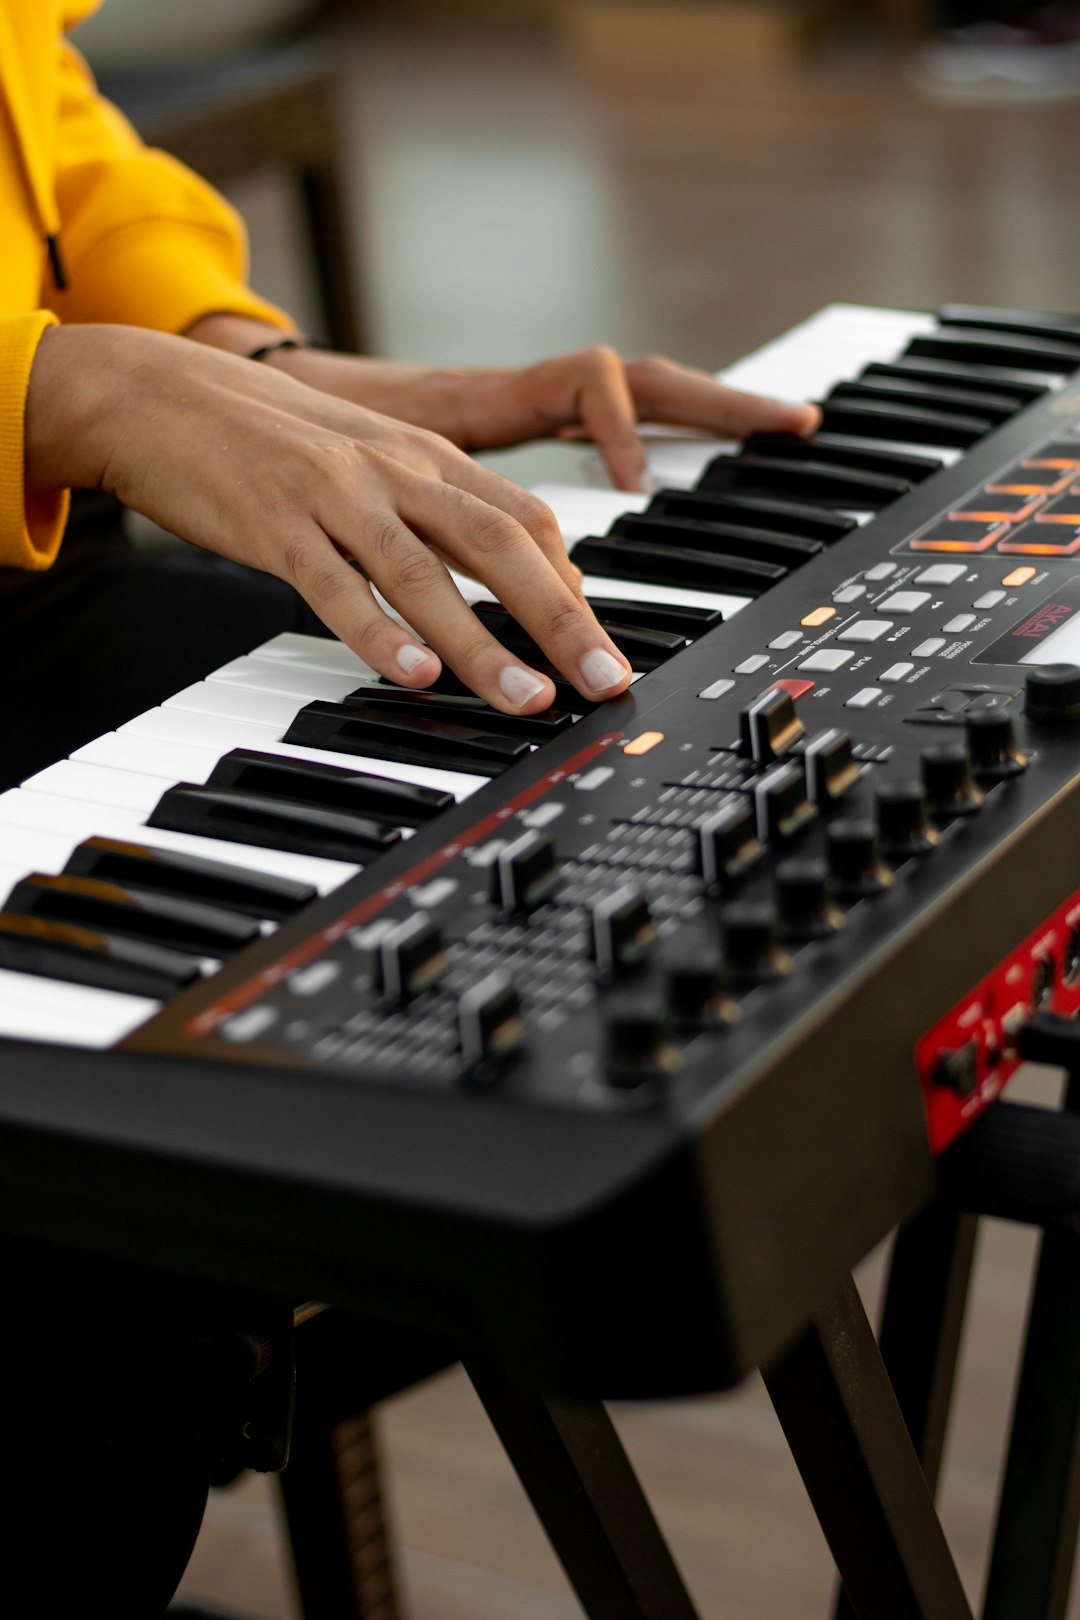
[910,519,1008,553]
[998,519,1080,557]
[1031,486,1080,525]
[949,490,1043,522]
[986,463,1073,496]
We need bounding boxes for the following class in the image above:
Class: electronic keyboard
[3,302,1080,1399]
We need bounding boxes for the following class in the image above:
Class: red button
[772,678,815,700]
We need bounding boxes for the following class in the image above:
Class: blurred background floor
[158,9,1080,1616]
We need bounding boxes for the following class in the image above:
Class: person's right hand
[24,323,634,716]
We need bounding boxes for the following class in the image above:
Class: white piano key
[249,632,379,681]
[165,681,302,729]
[531,484,650,543]
[0,825,84,876]
[0,967,160,1044]
[74,732,229,784]
[207,655,360,705]
[0,790,357,894]
[0,863,29,902]
[119,706,282,751]
[24,760,169,815]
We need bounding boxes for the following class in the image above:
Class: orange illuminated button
[1002,566,1038,586]
[624,730,664,757]
[950,491,1042,522]
[910,519,1006,553]
[998,519,1080,556]
[987,463,1072,495]
[801,606,836,627]
[771,678,815,700]
[1033,489,1080,524]
[1024,441,1080,469]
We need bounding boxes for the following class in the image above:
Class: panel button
[801,606,836,628]
[880,662,915,683]
[833,585,866,603]
[769,630,803,650]
[1002,566,1038,586]
[698,678,736,701]
[838,620,894,644]
[973,590,1006,609]
[771,678,815,700]
[914,564,968,586]
[942,614,977,633]
[624,731,665,756]
[910,519,1006,553]
[574,765,614,790]
[846,688,882,709]
[864,562,899,581]
[735,654,771,675]
[997,520,1080,557]
[877,591,932,614]
[912,638,946,657]
[1029,490,1080,524]
[798,648,854,673]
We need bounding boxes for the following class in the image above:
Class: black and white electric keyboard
[4,302,1080,1398]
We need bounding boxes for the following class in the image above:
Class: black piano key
[861,357,1049,406]
[583,595,724,635]
[343,679,575,737]
[0,911,201,1000]
[206,747,455,821]
[149,784,405,863]
[609,511,822,571]
[829,377,1020,426]
[937,305,1080,348]
[470,602,685,675]
[815,398,993,449]
[4,872,260,959]
[698,453,911,509]
[283,701,530,776]
[906,328,1080,375]
[666,487,856,544]
[570,535,784,596]
[740,431,943,482]
[63,836,315,922]
[423,663,594,714]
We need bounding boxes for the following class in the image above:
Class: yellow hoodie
[0,0,289,570]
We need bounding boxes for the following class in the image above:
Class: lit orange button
[801,606,836,627]
[624,730,664,756]
[1003,566,1038,586]
[772,678,815,700]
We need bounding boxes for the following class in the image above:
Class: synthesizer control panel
[128,404,1080,1156]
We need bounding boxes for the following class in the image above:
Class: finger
[440,455,586,597]
[274,528,443,687]
[573,347,650,493]
[398,481,633,704]
[626,357,821,439]
[343,507,563,714]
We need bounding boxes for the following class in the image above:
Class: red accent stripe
[186,731,624,1036]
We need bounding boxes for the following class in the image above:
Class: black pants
[0,500,326,790]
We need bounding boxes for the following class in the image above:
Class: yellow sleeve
[0,313,68,571]
[46,36,291,336]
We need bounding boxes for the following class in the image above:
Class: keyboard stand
[763,1274,973,1620]
[467,1275,973,1620]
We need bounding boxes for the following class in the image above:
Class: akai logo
[1013,603,1074,639]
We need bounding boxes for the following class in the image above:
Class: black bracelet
[246,336,329,363]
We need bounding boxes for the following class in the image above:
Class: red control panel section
[917,886,1080,1153]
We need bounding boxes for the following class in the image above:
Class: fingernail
[580,648,628,694]
[397,643,434,675]
[499,664,548,708]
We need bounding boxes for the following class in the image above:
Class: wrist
[183,311,300,357]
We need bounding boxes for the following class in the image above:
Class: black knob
[920,742,984,818]
[739,686,804,766]
[377,913,447,1003]
[775,859,844,940]
[588,885,656,979]
[695,799,763,890]
[875,780,939,859]
[826,818,893,897]
[490,830,559,913]
[661,946,735,1029]
[964,708,1028,781]
[605,993,678,1090]
[458,972,525,1073]
[1025,664,1080,725]
[720,900,791,983]
[755,760,816,845]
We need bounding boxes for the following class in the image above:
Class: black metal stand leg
[834,1206,979,1620]
[464,1361,702,1620]
[982,1223,1080,1620]
[763,1274,974,1620]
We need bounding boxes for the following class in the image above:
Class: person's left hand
[186,317,821,494]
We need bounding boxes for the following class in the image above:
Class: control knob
[875,781,939,860]
[694,799,763,891]
[738,686,804,767]
[1025,663,1080,726]
[604,993,679,1090]
[825,819,893,897]
[920,742,983,819]
[775,859,844,940]
[458,972,525,1073]
[588,885,656,980]
[720,900,791,983]
[963,708,1028,781]
[661,946,736,1029]
[490,830,559,913]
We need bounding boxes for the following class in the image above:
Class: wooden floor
[172,14,1080,1619]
